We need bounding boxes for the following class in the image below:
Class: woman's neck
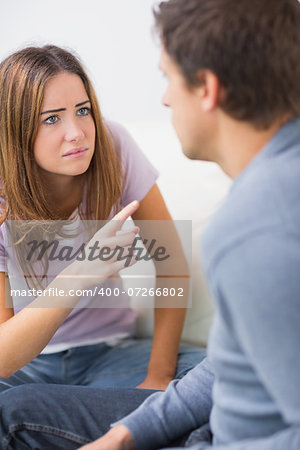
[41,173,85,219]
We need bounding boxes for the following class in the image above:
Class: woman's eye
[77,107,90,116]
[44,115,58,125]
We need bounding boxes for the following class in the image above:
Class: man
[1,0,300,448]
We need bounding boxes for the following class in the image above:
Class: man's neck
[215,114,289,178]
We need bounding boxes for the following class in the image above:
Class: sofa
[120,120,231,347]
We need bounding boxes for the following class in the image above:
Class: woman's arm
[0,202,139,378]
[0,271,83,378]
[132,184,189,390]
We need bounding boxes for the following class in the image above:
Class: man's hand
[78,425,134,450]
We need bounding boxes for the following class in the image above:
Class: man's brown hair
[154,0,300,128]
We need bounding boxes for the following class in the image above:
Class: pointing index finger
[104,201,139,235]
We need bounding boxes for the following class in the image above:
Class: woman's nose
[64,119,85,142]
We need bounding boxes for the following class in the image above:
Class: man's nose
[162,90,170,108]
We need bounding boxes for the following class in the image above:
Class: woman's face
[34,72,96,180]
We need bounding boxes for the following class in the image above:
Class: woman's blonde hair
[0,45,124,222]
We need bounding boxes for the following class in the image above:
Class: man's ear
[195,70,222,112]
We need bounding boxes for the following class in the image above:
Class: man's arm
[119,358,213,449]
[216,233,300,422]
[80,358,214,450]
[160,426,300,450]
[198,232,300,450]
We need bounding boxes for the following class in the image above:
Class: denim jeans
[1,380,200,450]
[0,338,205,392]
[0,339,205,448]
[0,382,212,449]
[0,384,158,449]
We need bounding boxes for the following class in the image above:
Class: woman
[0,45,204,393]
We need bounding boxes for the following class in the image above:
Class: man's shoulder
[202,137,300,273]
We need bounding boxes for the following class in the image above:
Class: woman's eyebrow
[75,100,90,107]
[41,107,66,115]
[41,100,90,115]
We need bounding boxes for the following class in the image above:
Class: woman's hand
[136,373,172,391]
[62,201,140,289]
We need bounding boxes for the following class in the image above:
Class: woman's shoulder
[103,118,139,165]
[104,118,134,152]
[104,118,127,136]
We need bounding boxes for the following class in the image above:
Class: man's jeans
[0,385,211,450]
[0,339,206,448]
[0,384,159,449]
[0,338,205,392]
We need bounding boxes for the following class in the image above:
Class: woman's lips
[63,147,88,158]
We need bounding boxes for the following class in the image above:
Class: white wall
[1,0,167,123]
